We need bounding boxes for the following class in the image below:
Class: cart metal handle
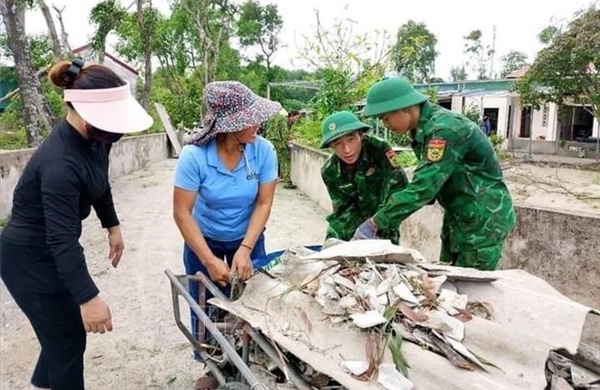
[165,269,269,389]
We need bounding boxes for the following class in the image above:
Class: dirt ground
[503,162,600,214]
[0,158,328,390]
[1,157,598,390]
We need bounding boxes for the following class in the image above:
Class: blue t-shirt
[174,136,278,241]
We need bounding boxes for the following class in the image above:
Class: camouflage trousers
[439,220,508,271]
[274,144,291,183]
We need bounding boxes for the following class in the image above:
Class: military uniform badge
[426,139,446,162]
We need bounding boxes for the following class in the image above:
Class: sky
[21,0,598,80]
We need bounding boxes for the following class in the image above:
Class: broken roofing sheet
[210,240,594,390]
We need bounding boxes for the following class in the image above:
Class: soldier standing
[320,111,409,244]
[353,77,516,271]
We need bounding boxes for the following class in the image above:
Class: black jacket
[2,120,119,304]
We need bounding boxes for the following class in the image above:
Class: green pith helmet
[319,111,370,149]
[362,77,429,117]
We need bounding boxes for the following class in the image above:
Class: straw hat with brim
[184,81,281,146]
[320,111,370,149]
[64,82,153,133]
[362,77,429,117]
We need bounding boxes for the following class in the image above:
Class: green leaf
[388,327,411,378]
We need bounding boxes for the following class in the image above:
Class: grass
[0,129,28,150]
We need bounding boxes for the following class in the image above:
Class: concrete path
[0,158,328,390]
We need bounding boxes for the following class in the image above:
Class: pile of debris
[270,240,499,389]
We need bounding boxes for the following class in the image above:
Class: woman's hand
[107,226,124,268]
[205,256,231,287]
[231,245,254,282]
[80,296,113,334]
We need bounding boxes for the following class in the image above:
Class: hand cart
[165,246,330,390]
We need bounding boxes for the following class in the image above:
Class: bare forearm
[173,211,214,264]
[243,203,272,248]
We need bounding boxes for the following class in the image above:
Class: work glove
[352,218,378,241]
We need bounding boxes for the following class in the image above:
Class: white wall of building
[451,95,463,113]
[75,47,138,97]
[529,103,558,141]
[103,56,138,97]
[510,97,559,142]
[451,94,511,138]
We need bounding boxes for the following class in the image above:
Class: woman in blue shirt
[172,81,280,364]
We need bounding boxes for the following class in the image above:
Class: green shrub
[489,134,504,152]
[292,118,322,149]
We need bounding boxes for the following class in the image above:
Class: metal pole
[592,118,600,162]
[167,274,228,385]
[193,272,313,390]
[528,105,533,161]
[164,270,268,390]
[245,326,313,390]
[266,83,271,100]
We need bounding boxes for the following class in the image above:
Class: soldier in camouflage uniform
[264,114,296,188]
[320,111,409,244]
[353,77,516,270]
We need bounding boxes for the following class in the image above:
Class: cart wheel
[218,383,250,390]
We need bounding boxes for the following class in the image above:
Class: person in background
[0,58,153,390]
[320,111,409,244]
[172,81,279,379]
[265,111,297,189]
[482,116,492,136]
[353,77,516,271]
[287,110,301,129]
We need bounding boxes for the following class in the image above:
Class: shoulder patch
[385,149,400,168]
[426,138,446,162]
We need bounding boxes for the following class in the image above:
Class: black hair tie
[63,57,85,87]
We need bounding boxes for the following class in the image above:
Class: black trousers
[0,237,86,390]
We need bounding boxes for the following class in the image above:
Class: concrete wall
[290,143,600,309]
[0,133,169,220]
[507,139,600,159]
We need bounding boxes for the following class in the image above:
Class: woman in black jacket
[0,58,152,390]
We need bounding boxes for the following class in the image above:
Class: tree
[516,5,599,153]
[464,30,494,80]
[538,25,560,46]
[135,0,154,109]
[449,65,468,81]
[499,50,528,78]
[391,20,437,83]
[36,0,63,60]
[297,10,390,118]
[236,0,283,82]
[52,5,72,56]
[89,0,127,62]
[179,0,236,86]
[0,0,53,147]
[297,10,390,75]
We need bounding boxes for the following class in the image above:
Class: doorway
[571,106,594,140]
[483,108,499,135]
[520,106,532,138]
[439,100,452,110]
